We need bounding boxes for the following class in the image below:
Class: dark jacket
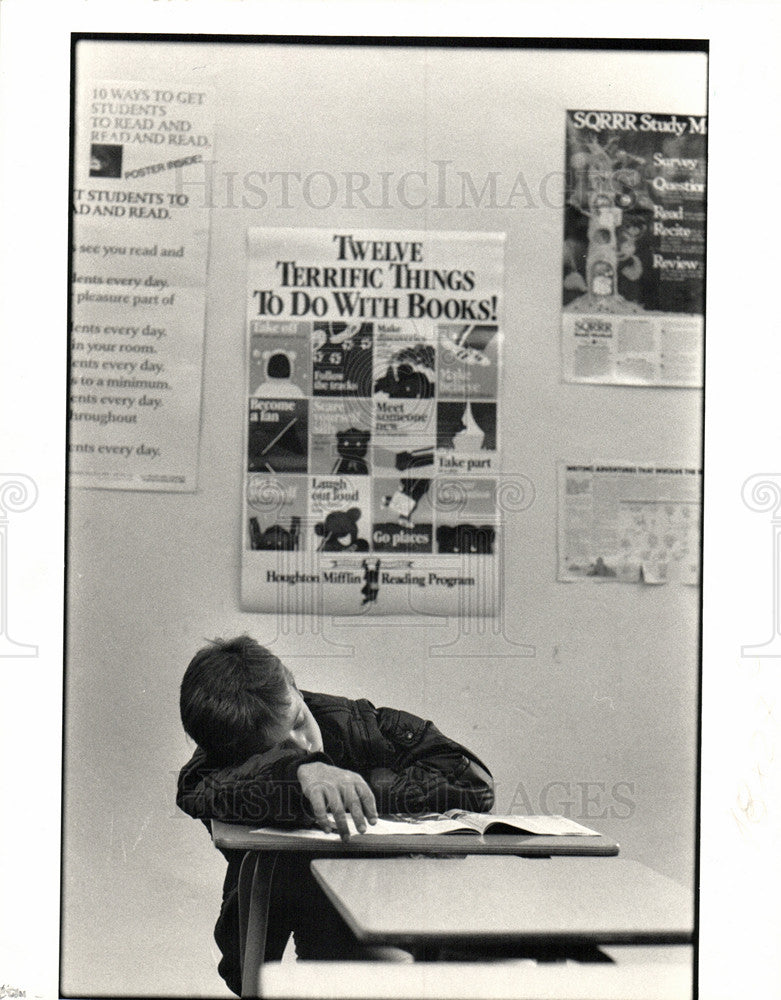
[177,691,494,823]
[177,691,494,989]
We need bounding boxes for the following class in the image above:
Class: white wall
[63,40,705,996]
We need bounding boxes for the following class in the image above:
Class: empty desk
[260,948,693,1000]
[310,856,693,950]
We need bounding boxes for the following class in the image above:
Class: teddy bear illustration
[314,508,370,552]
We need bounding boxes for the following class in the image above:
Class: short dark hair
[180,635,295,763]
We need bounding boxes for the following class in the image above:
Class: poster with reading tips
[241,227,505,615]
[69,78,213,491]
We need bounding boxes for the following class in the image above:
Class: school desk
[210,820,621,998]
[299,857,693,1000]
[259,948,693,1000]
[310,856,693,949]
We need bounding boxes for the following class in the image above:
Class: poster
[69,78,213,490]
[241,228,505,615]
[562,111,706,387]
[558,462,702,584]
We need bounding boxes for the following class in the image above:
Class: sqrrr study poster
[69,78,213,490]
[240,228,505,616]
[562,111,706,387]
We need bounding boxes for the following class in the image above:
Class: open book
[249,811,601,840]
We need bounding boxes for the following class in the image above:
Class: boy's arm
[176,744,333,826]
[362,703,495,815]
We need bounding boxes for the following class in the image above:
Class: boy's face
[265,684,324,754]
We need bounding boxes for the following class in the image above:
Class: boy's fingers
[346,792,367,834]
[357,782,378,823]
[306,787,332,832]
[326,792,351,841]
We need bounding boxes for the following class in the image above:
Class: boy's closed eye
[267,692,325,754]
[281,709,305,742]
[274,715,304,748]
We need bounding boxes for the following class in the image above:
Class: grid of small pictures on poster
[562,111,706,387]
[241,228,505,615]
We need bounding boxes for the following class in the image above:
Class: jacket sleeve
[176,744,332,826]
[361,702,495,815]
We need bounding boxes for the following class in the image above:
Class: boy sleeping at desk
[176,634,494,995]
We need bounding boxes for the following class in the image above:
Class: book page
[444,811,601,836]
[497,815,601,836]
[250,814,474,839]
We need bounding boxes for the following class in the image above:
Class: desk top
[310,856,693,946]
[259,949,693,1000]
[211,820,619,856]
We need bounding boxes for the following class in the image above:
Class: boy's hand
[297,762,378,840]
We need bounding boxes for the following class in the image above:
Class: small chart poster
[562,111,706,387]
[241,228,505,615]
[557,462,702,585]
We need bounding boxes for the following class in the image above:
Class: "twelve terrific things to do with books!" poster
[241,228,505,616]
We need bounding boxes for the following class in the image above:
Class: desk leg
[411,943,442,962]
[238,851,279,999]
[237,851,254,976]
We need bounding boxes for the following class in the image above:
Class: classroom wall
[63,41,705,996]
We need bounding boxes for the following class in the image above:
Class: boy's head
[179,635,323,764]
